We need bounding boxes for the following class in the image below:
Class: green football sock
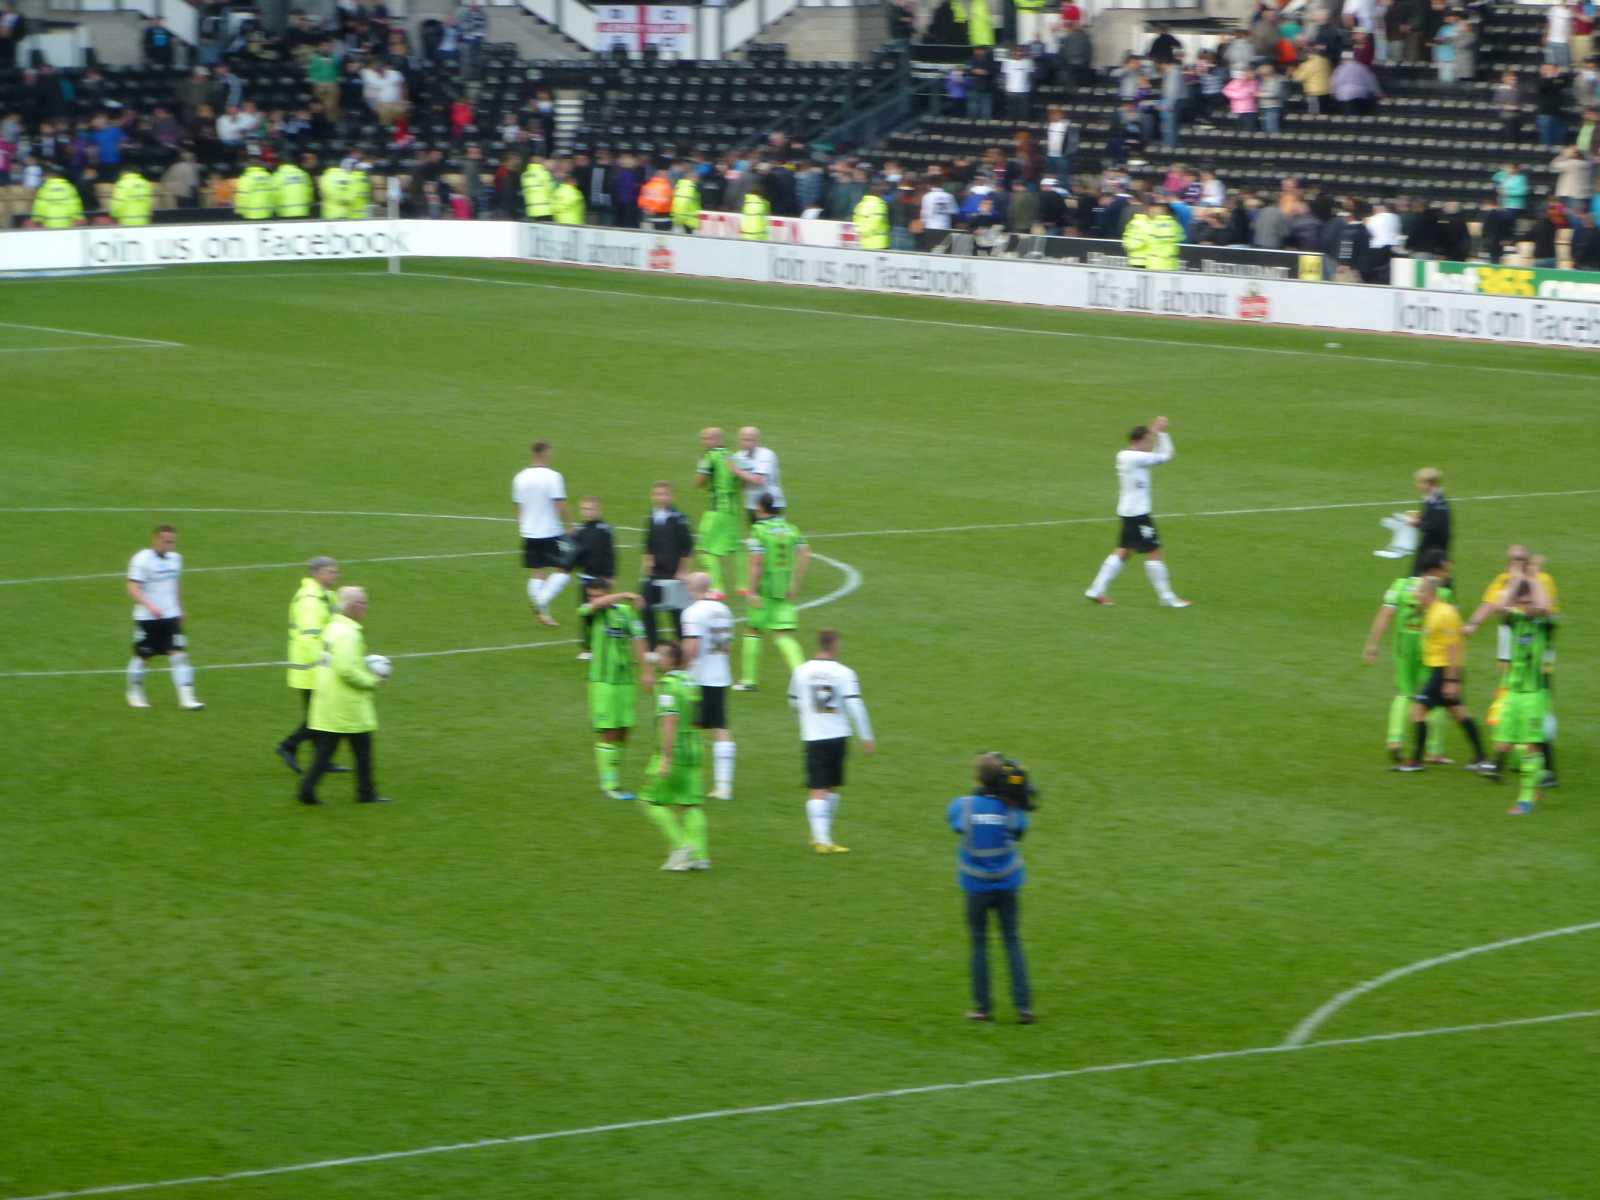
[681,807,708,859]
[1519,746,1544,804]
[644,802,683,849]
[595,742,620,791]
[1386,694,1408,746]
[741,634,761,686]
[776,634,804,672]
[698,552,723,594]
[1425,708,1445,756]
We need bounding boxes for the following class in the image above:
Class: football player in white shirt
[1084,416,1192,608]
[680,572,737,799]
[125,524,204,710]
[729,425,786,525]
[788,628,875,853]
[512,439,572,627]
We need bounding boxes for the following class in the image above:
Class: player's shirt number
[811,682,839,713]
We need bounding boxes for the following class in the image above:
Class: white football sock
[543,571,570,606]
[169,652,195,690]
[126,657,146,689]
[826,791,840,818]
[1145,559,1176,602]
[1087,554,1123,597]
[805,796,831,844]
[526,577,543,607]
[713,740,736,790]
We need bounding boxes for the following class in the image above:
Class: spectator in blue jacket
[947,753,1037,1024]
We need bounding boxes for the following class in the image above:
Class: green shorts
[1393,635,1425,695]
[748,597,798,632]
[643,752,703,807]
[1498,690,1548,746]
[698,511,740,557]
[589,681,636,731]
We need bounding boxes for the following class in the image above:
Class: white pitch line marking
[0,319,185,349]
[8,1009,1596,1200]
[398,270,1600,382]
[0,552,859,679]
[0,549,512,587]
[0,344,181,355]
[1284,921,1600,1047]
[0,506,507,521]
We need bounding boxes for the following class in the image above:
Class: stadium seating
[861,5,1566,203]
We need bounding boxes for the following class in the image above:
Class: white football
[365,653,392,679]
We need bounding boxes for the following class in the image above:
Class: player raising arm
[1085,416,1190,608]
[1361,548,1451,764]
[1477,565,1554,814]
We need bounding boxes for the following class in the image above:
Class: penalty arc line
[0,552,860,679]
[7,1009,1597,1200]
[1284,920,1600,1047]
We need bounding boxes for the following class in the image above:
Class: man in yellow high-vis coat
[1121,202,1152,268]
[30,166,85,228]
[234,158,276,220]
[1145,202,1183,271]
[522,157,555,221]
[741,184,771,241]
[277,556,342,775]
[109,167,154,226]
[671,166,700,234]
[273,159,313,218]
[345,163,372,219]
[853,186,890,250]
[319,164,350,220]
[552,174,585,225]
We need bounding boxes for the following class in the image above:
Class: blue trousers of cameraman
[965,890,1031,1013]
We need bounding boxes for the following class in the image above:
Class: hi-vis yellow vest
[741,192,770,240]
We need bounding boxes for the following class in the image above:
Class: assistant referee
[641,480,695,651]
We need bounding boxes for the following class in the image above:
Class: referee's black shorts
[1118,515,1160,553]
[1415,667,1463,710]
[804,736,848,790]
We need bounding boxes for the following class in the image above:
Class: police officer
[947,752,1036,1024]
[273,156,313,218]
[234,156,276,221]
[1120,199,1152,268]
[740,177,771,241]
[521,155,555,222]
[346,159,373,219]
[552,171,585,225]
[1145,201,1183,271]
[319,161,350,220]
[276,556,346,773]
[30,165,84,229]
[852,180,890,250]
[109,166,154,227]
[670,160,700,235]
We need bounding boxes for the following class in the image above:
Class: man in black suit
[640,480,695,653]
[1410,467,1451,577]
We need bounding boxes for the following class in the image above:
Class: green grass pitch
[2,258,1597,1199]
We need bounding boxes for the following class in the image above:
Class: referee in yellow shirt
[1464,545,1560,786]
[1395,576,1492,773]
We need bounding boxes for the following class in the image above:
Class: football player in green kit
[578,580,652,800]
[642,641,710,871]
[737,492,810,693]
[1363,548,1451,764]
[695,426,742,595]
[1479,566,1553,815]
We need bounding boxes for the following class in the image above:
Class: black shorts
[697,684,728,731]
[133,617,185,658]
[1415,667,1464,710]
[522,537,564,570]
[804,736,848,790]
[1118,514,1161,553]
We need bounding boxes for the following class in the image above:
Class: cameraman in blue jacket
[948,753,1037,1024]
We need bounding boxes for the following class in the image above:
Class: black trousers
[641,577,683,650]
[298,731,375,803]
[280,688,313,753]
[965,890,1031,1014]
